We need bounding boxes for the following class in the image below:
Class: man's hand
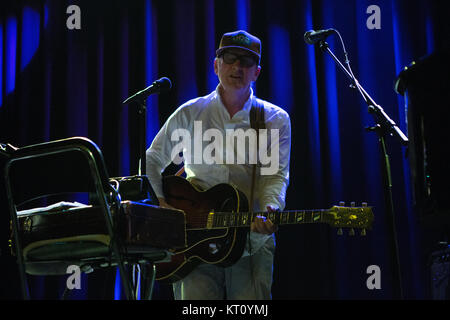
[250,205,279,234]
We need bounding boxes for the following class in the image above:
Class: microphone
[304,28,335,45]
[123,77,172,104]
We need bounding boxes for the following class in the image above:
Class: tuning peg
[337,228,343,236]
[348,228,355,236]
[339,201,345,206]
[361,229,366,236]
[362,202,368,207]
[350,201,356,207]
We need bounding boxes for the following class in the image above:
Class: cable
[334,29,369,106]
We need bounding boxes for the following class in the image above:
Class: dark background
[1,0,449,299]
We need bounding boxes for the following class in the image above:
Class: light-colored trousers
[173,236,275,300]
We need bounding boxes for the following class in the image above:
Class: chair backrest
[3,137,140,300]
[4,137,114,209]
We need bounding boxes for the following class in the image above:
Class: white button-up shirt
[146,86,291,255]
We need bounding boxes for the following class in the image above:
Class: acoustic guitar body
[155,175,249,283]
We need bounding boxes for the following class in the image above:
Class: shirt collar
[214,84,254,116]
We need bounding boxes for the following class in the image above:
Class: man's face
[214,48,261,91]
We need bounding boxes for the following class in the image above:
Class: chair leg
[140,263,156,300]
[99,204,135,300]
[110,237,135,300]
[8,213,30,299]
[117,261,135,300]
[6,180,30,299]
[17,260,30,300]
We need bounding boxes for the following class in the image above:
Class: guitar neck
[207,209,330,229]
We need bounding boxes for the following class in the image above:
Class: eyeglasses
[220,52,258,68]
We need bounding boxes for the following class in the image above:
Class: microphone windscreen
[303,31,314,45]
[156,77,172,92]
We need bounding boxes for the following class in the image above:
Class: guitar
[155,175,374,283]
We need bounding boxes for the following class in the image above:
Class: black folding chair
[4,137,180,300]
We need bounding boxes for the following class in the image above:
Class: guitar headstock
[325,201,374,236]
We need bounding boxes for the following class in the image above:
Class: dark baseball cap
[216,30,261,63]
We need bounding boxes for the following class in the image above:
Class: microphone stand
[122,96,147,176]
[318,40,407,299]
[136,98,147,176]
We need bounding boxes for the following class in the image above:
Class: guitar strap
[249,98,266,213]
